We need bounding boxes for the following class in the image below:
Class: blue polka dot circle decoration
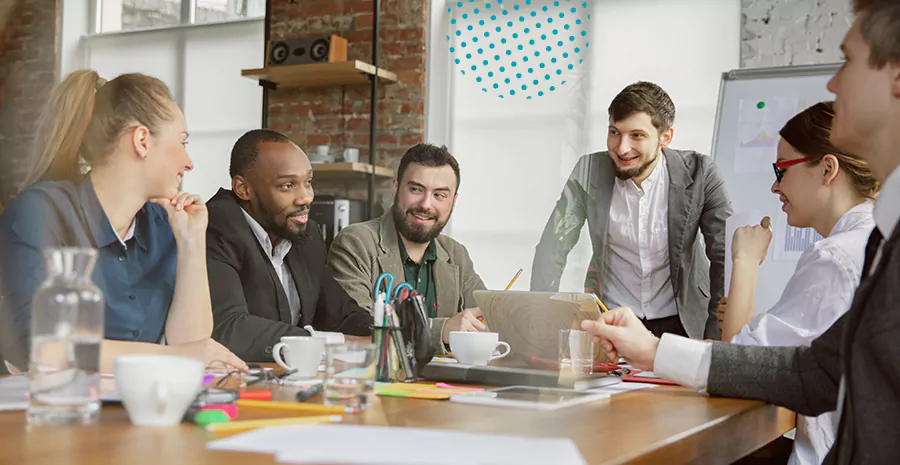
[447,0,591,99]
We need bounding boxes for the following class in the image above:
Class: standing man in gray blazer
[532,81,732,339]
[581,2,900,462]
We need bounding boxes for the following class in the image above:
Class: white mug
[342,148,359,163]
[114,355,204,426]
[273,336,326,378]
[449,331,511,366]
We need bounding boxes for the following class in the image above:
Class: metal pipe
[262,0,272,128]
[367,0,381,219]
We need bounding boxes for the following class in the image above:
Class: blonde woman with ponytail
[0,70,246,372]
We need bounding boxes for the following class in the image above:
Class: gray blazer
[327,212,487,351]
[531,148,732,339]
[707,225,900,464]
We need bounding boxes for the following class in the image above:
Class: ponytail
[18,69,174,193]
[20,69,100,191]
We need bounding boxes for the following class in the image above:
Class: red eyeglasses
[772,156,814,182]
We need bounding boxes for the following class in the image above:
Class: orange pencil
[236,399,352,414]
[504,268,524,291]
[206,414,342,433]
[591,294,610,313]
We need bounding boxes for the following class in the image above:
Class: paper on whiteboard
[734,97,799,173]
[725,211,764,295]
[774,211,822,261]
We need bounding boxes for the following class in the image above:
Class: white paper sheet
[583,382,653,395]
[0,376,28,411]
[725,211,766,295]
[207,424,587,465]
[773,211,822,261]
[0,374,119,410]
[734,97,798,174]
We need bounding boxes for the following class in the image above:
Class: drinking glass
[558,329,594,375]
[323,342,376,411]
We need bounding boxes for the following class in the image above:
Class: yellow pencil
[236,399,350,414]
[206,414,342,433]
[504,268,524,291]
[591,294,610,313]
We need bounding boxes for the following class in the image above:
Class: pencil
[205,414,342,433]
[504,268,524,291]
[236,399,350,414]
[592,294,610,313]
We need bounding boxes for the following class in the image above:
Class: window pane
[433,0,740,293]
[100,0,183,32]
[195,0,266,24]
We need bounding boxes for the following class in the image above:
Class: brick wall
[267,0,426,207]
[741,0,851,67]
[0,0,61,207]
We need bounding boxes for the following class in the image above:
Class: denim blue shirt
[0,176,177,365]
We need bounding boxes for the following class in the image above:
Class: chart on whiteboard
[774,212,823,260]
[734,97,799,174]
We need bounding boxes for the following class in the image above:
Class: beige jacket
[327,212,486,351]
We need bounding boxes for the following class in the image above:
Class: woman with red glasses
[717,101,878,465]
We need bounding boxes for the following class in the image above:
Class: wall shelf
[311,162,393,180]
[242,60,397,89]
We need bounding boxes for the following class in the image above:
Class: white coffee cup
[114,355,204,426]
[342,148,359,163]
[449,331,511,366]
[273,336,326,378]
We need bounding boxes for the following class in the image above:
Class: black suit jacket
[707,220,900,464]
[206,189,372,361]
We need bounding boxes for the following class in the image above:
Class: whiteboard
[710,64,841,315]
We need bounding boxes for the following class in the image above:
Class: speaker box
[267,34,348,67]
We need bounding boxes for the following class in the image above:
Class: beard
[252,196,311,244]
[614,145,661,180]
[391,198,449,245]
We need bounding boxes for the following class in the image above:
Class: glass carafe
[28,247,104,425]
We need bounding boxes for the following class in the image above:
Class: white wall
[180,20,264,199]
[61,5,264,201]
[429,0,740,292]
[742,0,850,67]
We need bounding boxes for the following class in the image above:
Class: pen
[236,399,352,414]
[205,414,343,433]
[295,384,324,402]
[503,268,524,291]
[193,389,239,407]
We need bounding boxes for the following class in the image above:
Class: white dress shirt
[654,170,900,465]
[731,201,874,347]
[241,209,302,326]
[117,219,136,248]
[604,154,677,320]
[728,201,873,465]
[872,166,900,264]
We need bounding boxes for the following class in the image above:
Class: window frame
[90,0,263,36]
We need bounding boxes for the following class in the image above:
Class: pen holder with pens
[373,323,416,383]
[372,275,436,382]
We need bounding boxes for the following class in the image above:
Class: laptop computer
[474,290,606,364]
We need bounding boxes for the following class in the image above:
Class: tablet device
[449,385,609,411]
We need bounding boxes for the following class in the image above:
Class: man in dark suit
[581,2,900,462]
[206,130,372,361]
[532,81,732,339]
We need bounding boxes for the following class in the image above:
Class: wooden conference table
[0,365,794,465]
